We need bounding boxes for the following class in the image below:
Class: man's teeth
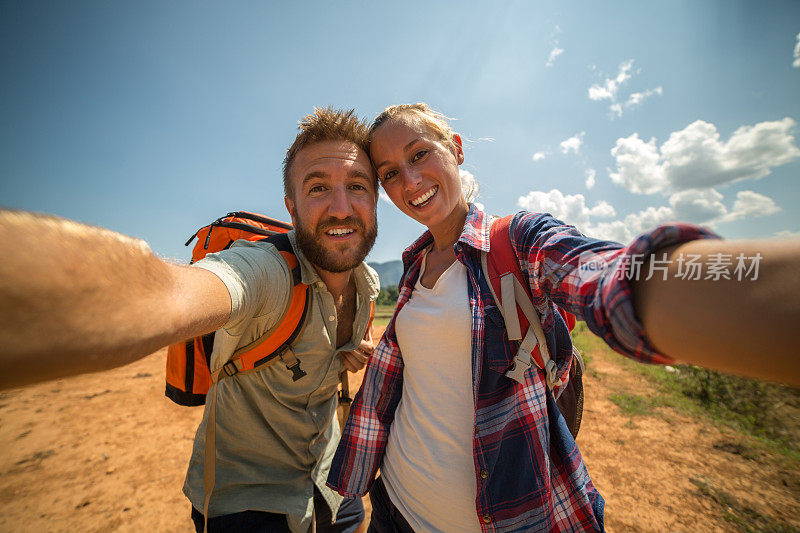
[411,186,438,206]
[327,228,354,236]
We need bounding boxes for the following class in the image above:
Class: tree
[376,285,399,306]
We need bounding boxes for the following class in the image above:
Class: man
[0,108,380,533]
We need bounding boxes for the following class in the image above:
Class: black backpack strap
[263,233,303,286]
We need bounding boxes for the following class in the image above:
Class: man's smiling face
[284,140,378,273]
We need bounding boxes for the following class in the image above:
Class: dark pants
[366,477,415,533]
[191,487,365,533]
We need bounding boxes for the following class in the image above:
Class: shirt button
[328,315,336,322]
[480,469,488,479]
[316,281,325,289]
[482,514,492,524]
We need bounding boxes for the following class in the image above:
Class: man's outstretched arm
[0,209,232,390]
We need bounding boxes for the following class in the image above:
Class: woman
[327,104,800,532]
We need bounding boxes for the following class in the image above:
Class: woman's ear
[452,134,465,165]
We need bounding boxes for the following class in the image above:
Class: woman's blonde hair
[369,103,479,203]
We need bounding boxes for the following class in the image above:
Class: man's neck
[317,267,358,349]
[316,268,355,300]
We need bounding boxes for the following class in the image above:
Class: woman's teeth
[411,186,438,207]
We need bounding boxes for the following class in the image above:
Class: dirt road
[1,339,797,532]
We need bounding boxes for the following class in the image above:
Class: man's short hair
[282,108,372,197]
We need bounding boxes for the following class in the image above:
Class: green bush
[376,286,399,306]
[659,366,799,451]
[571,322,800,459]
[608,393,658,415]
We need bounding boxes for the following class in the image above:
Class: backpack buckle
[279,347,307,382]
[545,359,562,388]
[505,354,531,385]
[338,388,352,405]
[222,360,239,377]
[286,361,307,382]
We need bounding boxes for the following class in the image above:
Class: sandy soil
[1,335,798,532]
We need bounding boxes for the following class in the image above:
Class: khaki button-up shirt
[184,231,378,533]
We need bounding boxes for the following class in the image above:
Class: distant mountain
[367,260,403,288]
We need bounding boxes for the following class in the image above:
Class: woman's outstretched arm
[509,212,799,387]
[631,238,800,386]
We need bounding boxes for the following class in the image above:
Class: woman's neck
[429,202,469,253]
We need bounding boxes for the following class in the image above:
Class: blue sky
[2,1,799,263]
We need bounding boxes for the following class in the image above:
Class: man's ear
[452,134,464,165]
[284,195,297,225]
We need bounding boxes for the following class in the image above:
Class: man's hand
[339,339,374,373]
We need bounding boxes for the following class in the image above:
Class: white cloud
[590,200,616,218]
[516,187,781,244]
[626,86,663,107]
[574,205,673,242]
[459,169,480,203]
[610,118,800,194]
[585,168,596,189]
[720,190,781,222]
[546,46,564,67]
[546,26,563,67]
[516,190,673,243]
[588,59,634,101]
[668,189,727,223]
[516,189,616,230]
[666,188,780,226]
[774,229,800,239]
[560,132,585,155]
[588,59,662,117]
[794,32,800,68]
[609,134,667,194]
[532,151,547,162]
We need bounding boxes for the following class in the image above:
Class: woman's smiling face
[369,118,467,233]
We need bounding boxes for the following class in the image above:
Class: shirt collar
[458,203,491,253]
[288,230,322,286]
[401,203,491,268]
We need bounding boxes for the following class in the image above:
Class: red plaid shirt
[328,205,717,532]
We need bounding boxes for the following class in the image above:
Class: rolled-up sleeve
[509,212,719,365]
[192,239,292,333]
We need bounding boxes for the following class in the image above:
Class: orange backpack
[164,211,309,406]
[165,211,374,532]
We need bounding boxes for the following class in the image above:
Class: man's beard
[294,213,378,274]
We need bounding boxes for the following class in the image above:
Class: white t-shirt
[382,254,482,533]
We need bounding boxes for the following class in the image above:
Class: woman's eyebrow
[374,138,421,170]
[403,138,421,151]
